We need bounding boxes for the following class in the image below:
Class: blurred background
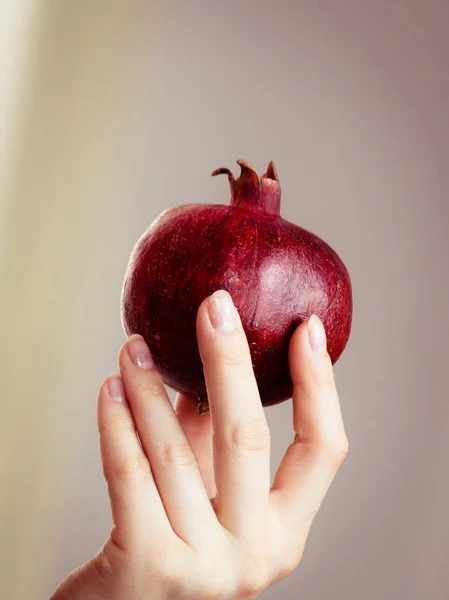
[1,1,449,598]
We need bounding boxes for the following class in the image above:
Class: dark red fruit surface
[121,160,352,408]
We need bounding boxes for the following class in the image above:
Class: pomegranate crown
[212,160,281,218]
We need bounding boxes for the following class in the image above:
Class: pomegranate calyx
[212,160,281,218]
[263,160,279,182]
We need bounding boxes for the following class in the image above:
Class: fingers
[97,373,171,550]
[271,315,349,535]
[196,290,271,541]
[118,335,218,547]
[173,394,216,499]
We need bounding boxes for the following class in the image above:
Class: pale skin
[51,290,348,600]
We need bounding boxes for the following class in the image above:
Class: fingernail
[108,376,127,403]
[208,290,237,333]
[308,315,327,355]
[127,336,154,369]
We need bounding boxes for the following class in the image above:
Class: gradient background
[1,1,449,599]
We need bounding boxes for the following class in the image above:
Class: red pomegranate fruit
[121,160,352,411]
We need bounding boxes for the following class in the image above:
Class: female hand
[51,290,348,599]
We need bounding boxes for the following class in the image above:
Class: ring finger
[118,335,218,548]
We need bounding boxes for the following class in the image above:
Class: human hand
[51,290,348,599]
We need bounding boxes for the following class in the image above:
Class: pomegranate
[121,160,352,411]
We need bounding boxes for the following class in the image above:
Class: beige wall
[1,1,449,599]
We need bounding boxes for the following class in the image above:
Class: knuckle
[336,436,350,463]
[112,454,151,483]
[160,437,196,467]
[321,435,349,467]
[239,581,265,599]
[214,343,250,368]
[99,413,135,438]
[135,378,165,398]
[315,364,336,389]
[118,342,129,364]
[230,418,271,454]
[238,566,268,598]
[276,547,304,581]
[322,370,336,388]
[276,540,304,581]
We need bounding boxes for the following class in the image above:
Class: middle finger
[196,290,271,541]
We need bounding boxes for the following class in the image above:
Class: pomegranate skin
[121,161,352,408]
